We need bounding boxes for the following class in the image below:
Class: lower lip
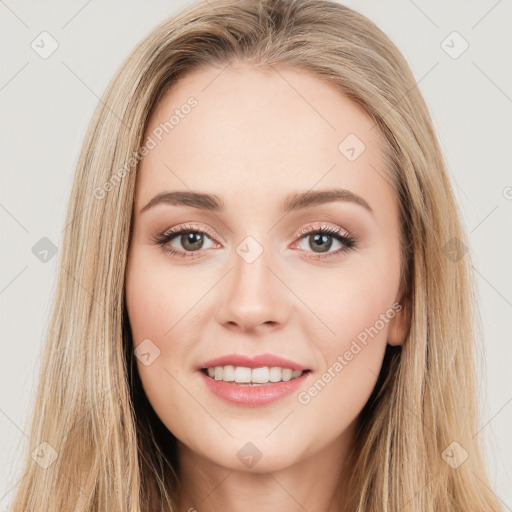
[198,370,311,407]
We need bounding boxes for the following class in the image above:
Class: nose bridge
[215,235,289,332]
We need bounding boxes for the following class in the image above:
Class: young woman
[9,0,502,510]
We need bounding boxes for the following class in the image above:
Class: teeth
[222,365,235,381]
[252,367,269,383]
[205,366,305,384]
[234,366,251,383]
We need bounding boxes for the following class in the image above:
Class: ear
[387,281,411,347]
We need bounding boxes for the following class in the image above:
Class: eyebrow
[139,188,373,215]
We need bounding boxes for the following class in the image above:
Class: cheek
[125,251,189,395]
[125,249,201,343]
[303,257,399,352]
[125,250,200,432]
[295,248,399,411]
[295,299,392,436]
[125,247,216,374]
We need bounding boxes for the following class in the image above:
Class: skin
[125,64,409,512]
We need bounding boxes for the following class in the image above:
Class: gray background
[1,0,511,508]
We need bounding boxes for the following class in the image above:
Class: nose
[215,249,290,334]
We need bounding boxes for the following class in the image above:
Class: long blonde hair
[9,0,502,510]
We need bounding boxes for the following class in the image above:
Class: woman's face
[125,64,408,472]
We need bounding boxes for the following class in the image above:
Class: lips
[198,369,311,406]
[198,353,310,371]
[196,352,312,406]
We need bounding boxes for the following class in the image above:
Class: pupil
[311,233,332,253]
[182,232,203,251]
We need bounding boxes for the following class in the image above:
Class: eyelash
[152,222,358,261]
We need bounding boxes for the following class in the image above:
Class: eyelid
[161,223,220,243]
[157,222,353,245]
[293,221,354,241]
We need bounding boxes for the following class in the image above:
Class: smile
[203,365,306,384]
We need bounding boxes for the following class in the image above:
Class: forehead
[135,64,393,215]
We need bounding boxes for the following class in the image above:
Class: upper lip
[199,353,310,371]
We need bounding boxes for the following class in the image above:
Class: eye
[292,223,358,260]
[152,222,358,260]
[152,223,217,259]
